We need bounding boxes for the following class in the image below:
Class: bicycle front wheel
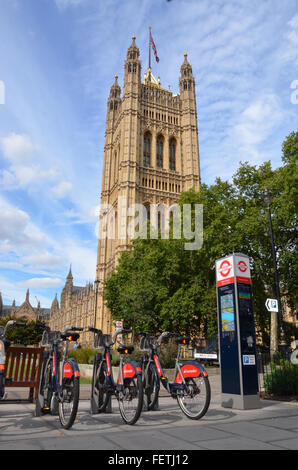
[145,362,159,411]
[0,374,5,399]
[90,358,110,414]
[177,375,211,420]
[35,355,53,416]
[118,374,143,425]
[58,376,80,429]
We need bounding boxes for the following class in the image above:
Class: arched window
[156,135,163,168]
[169,138,176,170]
[143,132,151,167]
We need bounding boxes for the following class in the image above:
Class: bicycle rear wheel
[118,374,143,425]
[58,376,80,429]
[35,355,53,416]
[90,358,110,414]
[0,374,5,399]
[177,375,210,420]
[145,362,159,411]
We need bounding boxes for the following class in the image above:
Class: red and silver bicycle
[139,331,211,419]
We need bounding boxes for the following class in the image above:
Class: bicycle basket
[41,330,61,347]
[93,330,103,349]
[139,335,152,352]
[102,334,112,348]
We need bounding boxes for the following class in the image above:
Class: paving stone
[209,421,297,443]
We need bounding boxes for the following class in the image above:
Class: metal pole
[149,26,151,77]
[93,280,99,329]
[266,203,286,350]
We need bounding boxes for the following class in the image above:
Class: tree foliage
[0,317,43,346]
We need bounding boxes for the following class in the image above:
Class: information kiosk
[216,253,260,409]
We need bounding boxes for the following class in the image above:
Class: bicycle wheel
[0,374,5,399]
[118,374,143,425]
[90,358,110,414]
[144,362,159,411]
[58,375,80,429]
[177,374,211,420]
[35,356,53,416]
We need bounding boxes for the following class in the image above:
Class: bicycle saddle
[117,345,134,355]
[175,336,191,345]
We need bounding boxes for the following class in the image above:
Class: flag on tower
[150,32,159,63]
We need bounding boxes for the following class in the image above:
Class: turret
[123,35,141,87]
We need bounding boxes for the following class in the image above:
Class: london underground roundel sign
[216,256,234,286]
[216,254,251,286]
[237,260,248,273]
[219,260,232,277]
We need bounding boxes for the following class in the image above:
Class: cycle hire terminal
[216,253,260,410]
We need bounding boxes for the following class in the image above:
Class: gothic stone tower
[95,36,200,334]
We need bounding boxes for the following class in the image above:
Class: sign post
[216,253,260,409]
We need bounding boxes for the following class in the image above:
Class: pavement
[0,371,298,451]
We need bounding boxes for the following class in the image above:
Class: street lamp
[93,279,100,329]
[261,186,287,354]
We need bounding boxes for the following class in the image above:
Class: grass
[79,376,92,385]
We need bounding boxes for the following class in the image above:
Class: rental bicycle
[139,331,211,420]
[89,326,143,425]
[35,324,83,429]
[0,320,25,400]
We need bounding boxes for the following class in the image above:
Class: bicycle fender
[175,360,208,384]
[0,340,5,367]
[63,358,80,379]
[122,360,142,379]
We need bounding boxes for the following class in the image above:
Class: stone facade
[0,289,50,323]
[49,267,96,346]
[95,36,201,335]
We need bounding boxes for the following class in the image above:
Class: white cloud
[0,197,49,254]
[55,0,87,10]
[228,94,284,159]
[21,252,64,270]
[17,277,64,288]
[51,180,73,199]
[0,261,23,270]
[0,133,61,190]
[1,133,37,164]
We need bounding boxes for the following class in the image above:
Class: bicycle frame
[0,321,25,400]
[37,326,81,411]
[143,336,208,397]
[99,342,141,394]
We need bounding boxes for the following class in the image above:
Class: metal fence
[256,348,297,395]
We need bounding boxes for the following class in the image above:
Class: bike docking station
[216,253,260,410]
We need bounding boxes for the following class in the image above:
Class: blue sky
[0,0,297,308]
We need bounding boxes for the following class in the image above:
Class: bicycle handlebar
[1,320,26,338]
[157,331,177,346]
[63,326,83,334]
[112,328,132,345]
[88,326,102,335]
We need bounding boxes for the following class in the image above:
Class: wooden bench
[4,346,44,402]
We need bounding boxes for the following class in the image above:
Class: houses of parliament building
[49,35,201,345]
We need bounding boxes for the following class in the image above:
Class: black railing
[257,348,297,396]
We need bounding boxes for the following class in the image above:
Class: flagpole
[149,25,151,74]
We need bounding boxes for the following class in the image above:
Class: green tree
[0,317,43,346]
